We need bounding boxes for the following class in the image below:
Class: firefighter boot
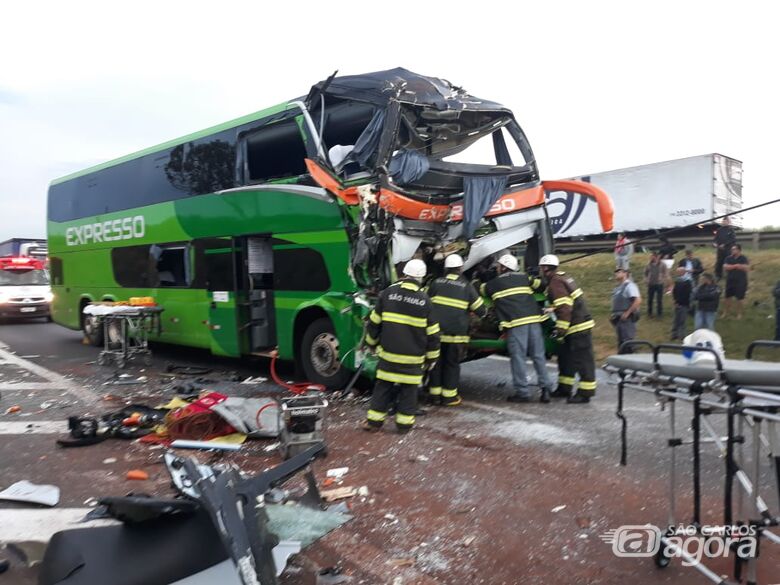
[566,393,591,404]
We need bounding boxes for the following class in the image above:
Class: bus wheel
[82,313,104,347]
[300,318,351,390]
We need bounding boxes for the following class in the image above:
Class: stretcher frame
[603,340,780,585]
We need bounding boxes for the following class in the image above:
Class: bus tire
[82,309,103,347]
[299,318,351,390]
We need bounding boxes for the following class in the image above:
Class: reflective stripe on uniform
[571,288,583,299]
[426,322,440,335]
[367,409,387,422]
[442,388,458,398]
[558,375,576,386]
[469,297,484,311]
[401,282,421,291]
[441,334,470,343]
[566,319,595,335]
[369,310,382,324]
[365,333,378,346]
[431,295,469,310]
[395,412,415,426]
[445,274,459,280]
[429,386,442,396]
[383,312,427,328]
[491,286,533,300]
[553,296,573,307]
[500,314,543,329]
[426,349,441,360]
[578,380,597,391]
[377,346,425,364]
[376,369,423,385]
[531,277,542,289]
[556,320,571,330]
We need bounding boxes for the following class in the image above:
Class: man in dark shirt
[721,244,749,319]
[713,218,737,280]
[671,268,693,340]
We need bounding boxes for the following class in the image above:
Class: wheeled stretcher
[603,341,780,585]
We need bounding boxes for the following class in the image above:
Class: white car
[0,257,53,320]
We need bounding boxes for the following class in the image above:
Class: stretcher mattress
[605,353,780,388]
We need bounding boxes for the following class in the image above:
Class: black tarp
[462,175,508,238]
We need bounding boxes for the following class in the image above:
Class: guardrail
[554,230,780,254]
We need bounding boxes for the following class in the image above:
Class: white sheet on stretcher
[605,353,780,389]
[82,305,160,316]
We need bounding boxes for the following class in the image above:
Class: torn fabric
[388,149,430,185]
[462,175,508,238]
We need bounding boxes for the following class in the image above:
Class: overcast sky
[2,1,778,240]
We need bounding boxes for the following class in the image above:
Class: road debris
[321,487,357,502]
[4,405,21,415]
[551,505,567,513]
[326,467,349,479]
[125,470,149,481]
[461,535,477,547]
[0,481,60,507]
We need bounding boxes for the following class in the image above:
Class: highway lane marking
[0,382,68,391]
[0,344,96,405]
[0,509,117,544]
[0,421,69,434]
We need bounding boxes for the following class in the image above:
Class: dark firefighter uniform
[546,272,596,397]
[426,273,486,405]
[364,279,441,431]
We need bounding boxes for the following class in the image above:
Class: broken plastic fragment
[551,505,567,513]
[0,481,60,507]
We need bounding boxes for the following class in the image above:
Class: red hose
[270,354,325,395]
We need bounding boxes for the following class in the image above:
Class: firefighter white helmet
[444,254,464,269]
[403,259,427,279]
[497,254,518,271]
[539,254,560,267]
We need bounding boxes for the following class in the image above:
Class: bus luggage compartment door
[245,237,276,351]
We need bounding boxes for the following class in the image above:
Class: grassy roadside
[557,249,780,361]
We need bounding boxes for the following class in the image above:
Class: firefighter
[482,254,553,403]
[362,259,441,433]
[538,254,596,404]
[426,254,487,406]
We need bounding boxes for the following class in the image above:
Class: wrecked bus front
[302,68,611,360]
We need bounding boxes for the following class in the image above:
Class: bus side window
[150,245,190,287]
[112,243,191,288]
[245,118,308,183]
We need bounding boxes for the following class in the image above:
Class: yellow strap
[558,375,576,385]
[578,380,597,391]
[426,322,440,335]
[442,388,458,398]
[441,334,470,343]
[566,319,595,335]
[378,346,425,364]
[395,412,415,426]
[500,315,543,329]
[491,286,533,300]
[553,296,573,307]
[431,295,469,310]
[369,310,382,324]
[367,409,387,422]
[469,297,484,311]
[480,283,487,296]
[426,349,441,360]
[376,369,423,385]
[383,312,427,328]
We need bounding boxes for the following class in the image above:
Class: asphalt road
[0,321,777,584]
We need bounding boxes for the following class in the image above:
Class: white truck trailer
[547,153,742,237]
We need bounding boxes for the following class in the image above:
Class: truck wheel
[82,312,104,347]
[299,318,351,390]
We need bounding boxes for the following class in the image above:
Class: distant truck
[546,154,742,238]
[0,238,48,259]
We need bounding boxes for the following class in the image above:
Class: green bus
[47,68,612,388]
